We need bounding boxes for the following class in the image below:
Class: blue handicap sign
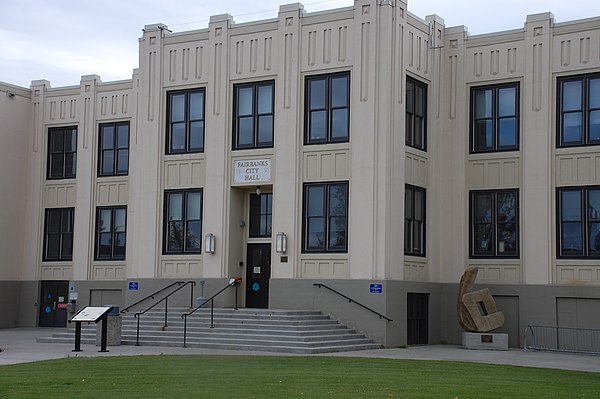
[252,282,260,292]
[128,281,139,291]
[369,283,383,294]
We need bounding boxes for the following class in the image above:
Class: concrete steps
[36,308,381,354]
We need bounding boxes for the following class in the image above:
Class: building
[1,0,599,348]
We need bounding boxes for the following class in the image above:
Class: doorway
[407,292,429,345]
[39,280,69,327]
[245,243,271,308]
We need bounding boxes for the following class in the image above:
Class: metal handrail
[181,280,240,348]
[129,281,196,346]
[313,283,393,322]
[120,281,194,314]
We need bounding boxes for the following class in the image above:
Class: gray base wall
[270,279,600,348]
[0,281,22,328]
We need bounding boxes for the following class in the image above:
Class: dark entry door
[39,280,69,327]
[246,244,271,308]
[407,293,429,345]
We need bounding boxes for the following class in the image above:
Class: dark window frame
[404,185,426,257]
[249,193,273,238]
[304,72,350,145]
[557,73,600,148]
[42,208,74,262]
[166,88,205,154]
[469,189,519,259]
[233,80,275,150]
[470,82,520,153]
[557,186,600,259]
[94,206,127,261]
[163,189,203,255]
[47,126,77,180]
[302,181,349,253]
[98,121,129,177]
[405,77,427,151]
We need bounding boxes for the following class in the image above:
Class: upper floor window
[233,81,274,149]
[249,193,272,238]
[470,189,519,258]
[470,83,519,153]
[406,77,427,151]
[305,72,350,144]
[47,126,77,179]
[557,74,600,147]
[164,189,202,254]
[557,186,600,258]
[167,89,205,154]
[99,122,129,176]
[405,185,425,256]
[43,208,74,261]
[95,206,127,260]
[303,182,348,253]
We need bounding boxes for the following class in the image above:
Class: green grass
[0,355,599,398]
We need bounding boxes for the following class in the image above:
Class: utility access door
[246,244,271,308]
[407,293,429,345]
[39,280,69,327]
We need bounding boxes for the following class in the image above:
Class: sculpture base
[462,332,508,351]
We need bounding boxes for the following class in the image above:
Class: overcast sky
[1,0,597,88]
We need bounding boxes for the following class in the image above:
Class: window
[303,182,348,252]
[406,77,427,151]
[249,193,272,237]
[470,83,519,153]
[166,89,205,154]
[98,122,129,176]
[47,126,77,179]
[233,81,274,149]
[43,208,74,261]
[95,206,127,260]
[557,74,600,147]
[557,186,600,258]
[470,189,518,258]
[305,72,350,144]
[405,185,425,256]
[164,190,202,254]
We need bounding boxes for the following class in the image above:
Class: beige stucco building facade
[1,0,599,347]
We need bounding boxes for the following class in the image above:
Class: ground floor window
[43,208,74,261]
[470,189,518,258]
[558,186,600,258]
[95,206,127,260]
[405,185,425,256]
[164,189,202,254]
[303,182,348,253]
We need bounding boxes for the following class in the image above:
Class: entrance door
[246,244,271,308]
[39,280,69,327]
[407,293,429,345]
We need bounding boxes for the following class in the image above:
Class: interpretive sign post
[68,306,114,353]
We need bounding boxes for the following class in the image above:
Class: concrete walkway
[1,327,599,372]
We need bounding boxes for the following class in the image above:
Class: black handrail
[121,281,194,314]
[181,280,240,348]
[128,281,196,346]
[313,283,393,322]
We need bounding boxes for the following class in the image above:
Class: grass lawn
[0,355,598,398]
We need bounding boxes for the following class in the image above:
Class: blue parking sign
[369,283,383,294]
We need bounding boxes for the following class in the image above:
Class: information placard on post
[69,306,113,353]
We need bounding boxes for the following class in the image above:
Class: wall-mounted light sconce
[256,186,261,195]
[276,232,287,254]
[5,91,16,99]
[239,219,246,228]
[204,233,215,254]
